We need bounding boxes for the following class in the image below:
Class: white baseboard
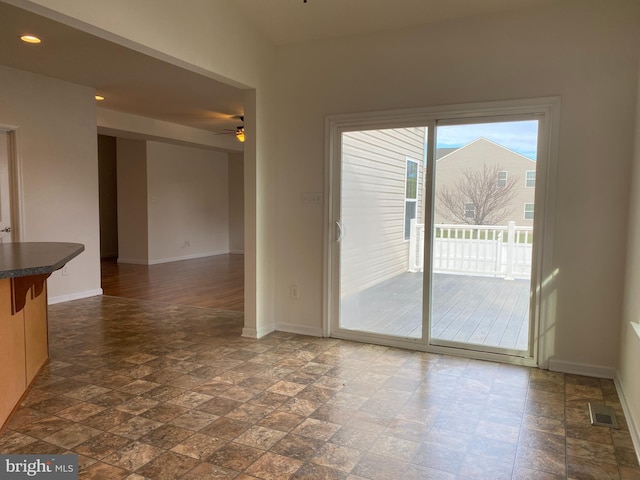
[118,251,232,265]
[547,358,617,379]
[615,373,640,466]
[275,322,323,338]
[117,257,148,265]
[147,251,229,265]
[241,323,276,339]
[48,288,103,305]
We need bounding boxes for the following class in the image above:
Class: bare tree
[436,164,518,225]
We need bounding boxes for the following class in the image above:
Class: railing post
[505,221,515,280]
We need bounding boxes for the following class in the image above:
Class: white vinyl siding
[341,127,425,295]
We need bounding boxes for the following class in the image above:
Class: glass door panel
[430,120,539,354]
[338,127,427,339]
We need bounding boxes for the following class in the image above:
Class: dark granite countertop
[0,242,85,279]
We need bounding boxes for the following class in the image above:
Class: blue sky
[436,120,539,160]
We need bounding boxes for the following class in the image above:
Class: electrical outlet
[302,192,323,205]
[62,266,69,276]
[290,284,299,300]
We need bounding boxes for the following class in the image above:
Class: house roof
[436,137,536,163]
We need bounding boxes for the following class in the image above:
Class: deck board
[341,272,530,351]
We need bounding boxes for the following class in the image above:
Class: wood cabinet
[0,277,49,429]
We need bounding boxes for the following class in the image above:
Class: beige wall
[116,138,149,264]
[228,153,244,253]
[146,141,229,263]
[0,65,101,302]
[274,0,640,369]
[619,58,640,457]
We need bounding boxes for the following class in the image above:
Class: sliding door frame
[324,97,560,368]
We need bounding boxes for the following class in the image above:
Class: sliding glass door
[328,99,556,364]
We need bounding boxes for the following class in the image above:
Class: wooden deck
[340,272,530,351]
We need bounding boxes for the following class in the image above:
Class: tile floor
[1,296,639,479]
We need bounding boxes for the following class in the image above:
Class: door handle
[0,226,11,233]
[336,221,345,242]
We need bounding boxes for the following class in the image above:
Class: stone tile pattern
[0,296,638,479]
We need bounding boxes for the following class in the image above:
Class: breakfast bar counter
[0,242,84,429]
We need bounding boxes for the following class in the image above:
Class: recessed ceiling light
[95,95,105,101]
[20,35,41,44]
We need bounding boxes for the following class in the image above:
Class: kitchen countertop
[0,242,85,279]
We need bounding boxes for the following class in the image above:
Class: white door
[0,131,13,243]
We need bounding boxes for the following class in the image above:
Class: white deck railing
[409,221,533,279]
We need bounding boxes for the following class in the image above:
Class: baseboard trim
[118,251,233,265]
[48,288,103,305]
[147,251,230,265]
[275,322,323,338]
[241,323,276,339]
[547,358,617,379]
[615,373,640,466]
[117,258,147,265]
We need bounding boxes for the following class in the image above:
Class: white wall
[273,0,640,369]
[146,141,229,263]
[116,139,148,264]
[228,152,244,253]
[619,58,640,457]
[0,65,101,301]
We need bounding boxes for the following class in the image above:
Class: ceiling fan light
[236,127,245,143]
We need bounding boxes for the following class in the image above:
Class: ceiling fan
[215,115,245,142]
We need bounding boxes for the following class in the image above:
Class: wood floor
[101,254,244,312]
[341,272,530,350]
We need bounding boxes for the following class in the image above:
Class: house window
[404,158,419,240]
[524,203,534,220]
[526,170,536,188]
[464,202,475,219]
[497,171,508,187]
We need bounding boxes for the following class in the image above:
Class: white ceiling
[0,0,561,137]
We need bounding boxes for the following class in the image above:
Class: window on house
[497,171,507,187]
[464,202,475,219]
[526,170,536,188]
[524,203,534,220]
[404,158,419,240]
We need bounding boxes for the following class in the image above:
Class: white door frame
[324,97,560,368]
[0,126,24,242]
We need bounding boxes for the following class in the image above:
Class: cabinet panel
[0,278,26,427]
[24,283,48,384]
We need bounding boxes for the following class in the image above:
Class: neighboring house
[434,138,536,226]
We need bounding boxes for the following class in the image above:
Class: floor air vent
[588,403,618,428]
